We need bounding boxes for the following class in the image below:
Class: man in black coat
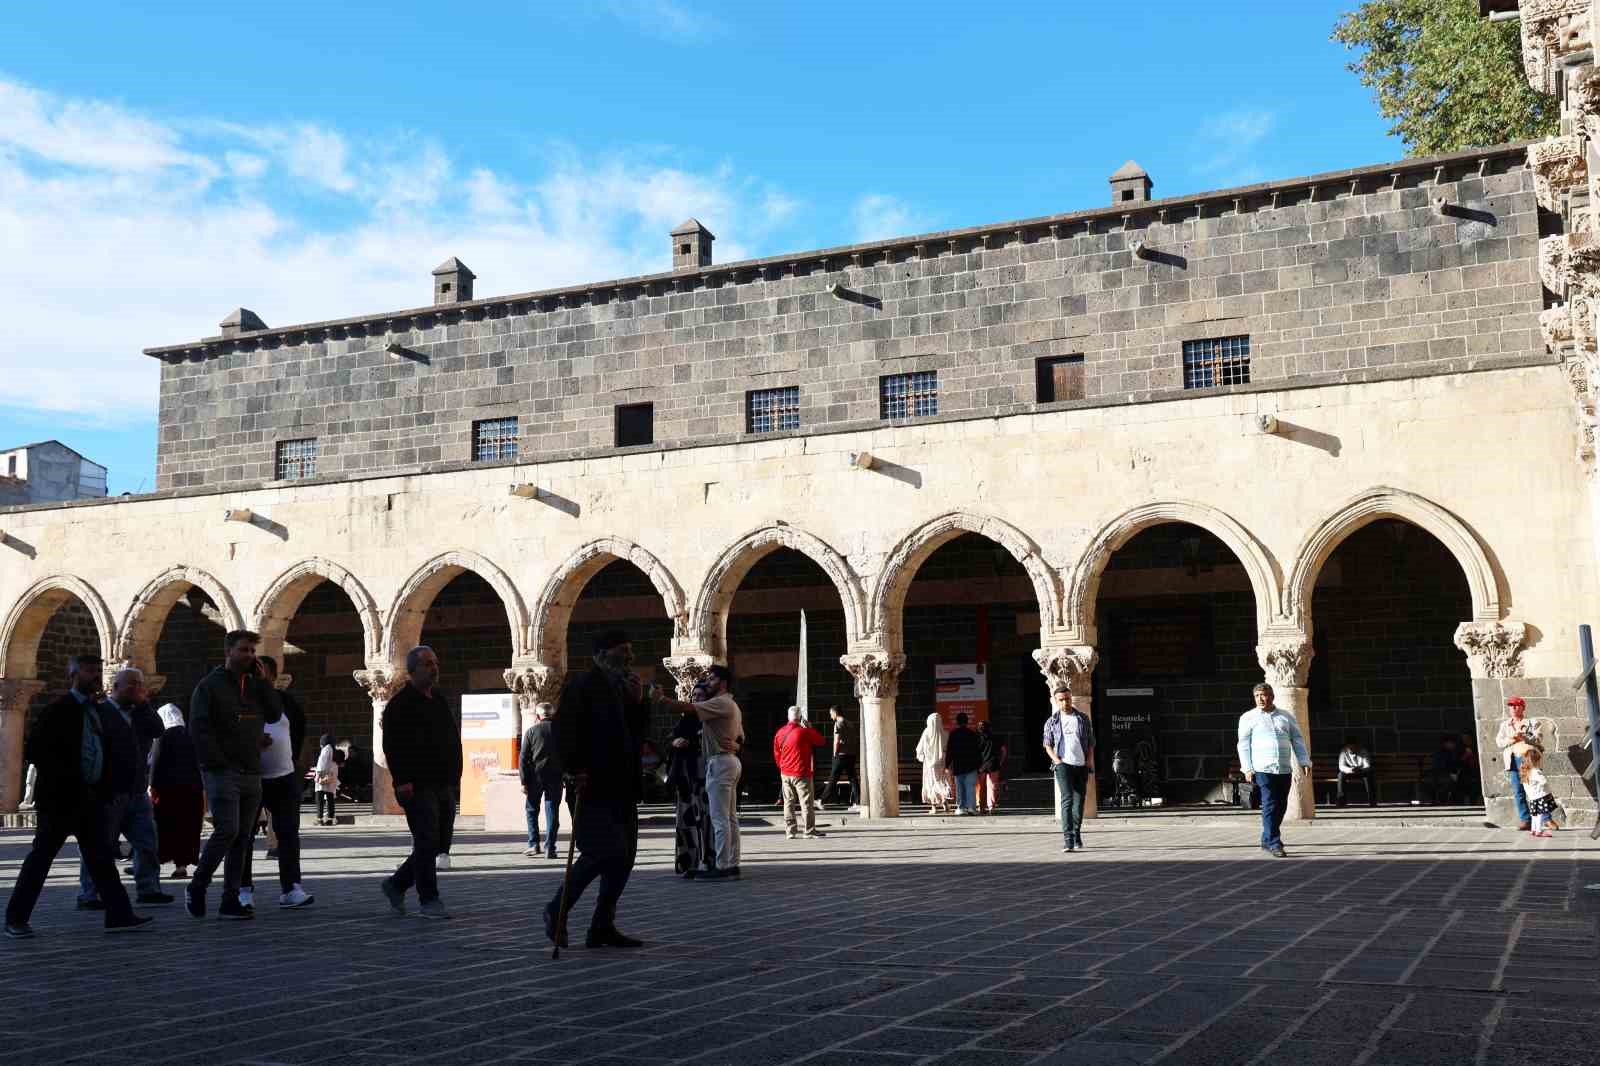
[4,653,152,938]
[77,666,171,908]
[543,629,652,950]
[944,712,983,815]
[520,701,562,859]
[379,645,462,920]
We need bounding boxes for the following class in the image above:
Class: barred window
[1182,336,1250,389]
[615,403,654,447]
[879,370,938,419]
[274,438,318,480]
[747,386,800,433]
[472,417,519,462]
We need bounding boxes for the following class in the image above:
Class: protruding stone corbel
[839,651,906,700]
[1256,634,1314,689]
[1452,621,1529,679]
[1540,235,1571,297]
[1541,304,1576,351]
[1530,134,1586,213]
[663,654,718,701]
[1032,645,1097,695]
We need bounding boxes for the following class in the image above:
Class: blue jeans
[1053,763,1088,842]
[1256,772,1292,850]
[80,791,159,900]
[1507,755,1530,823]
[525,782,560,854]
[953,771,978,811]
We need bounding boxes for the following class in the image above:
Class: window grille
[879,370,938,419]
[1182,336,1250,389]
[747,386,801,433]
[275,438,318,480]
[472,417,519,462]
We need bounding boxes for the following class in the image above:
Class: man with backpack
[4,653,152,938]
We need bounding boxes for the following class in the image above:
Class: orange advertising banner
[459,694,518,817]
[935,663,989,729]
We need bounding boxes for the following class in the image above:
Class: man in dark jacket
[78,667,171,908]
[4,653,151,938]
[520,701,562,859]
[543,630,652,950]
[186,629,278,921]
[379,645,462,920]
[944,712,983,815]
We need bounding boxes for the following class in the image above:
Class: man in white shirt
[1042,687,1094,853]
[1236,683,1311,858]
[658,665,745,880]
[1336,737,1375,807]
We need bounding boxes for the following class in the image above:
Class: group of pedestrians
[915,713,1008,815]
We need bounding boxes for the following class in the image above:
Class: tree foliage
[1333,0,1559,155]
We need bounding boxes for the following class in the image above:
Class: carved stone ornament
[1031,645,1098,695]
[839,651,906,700]
[663,654,716,701]
[1566,233,1600,300]
[504,662,565,711]
[1568,353,1596,402]
[1541,305,1575,351]
[1522,1,1593,97]
[1575,298,1598,353]
[1540,235,1571,297]
[1573,65,1600,141]
[0,678,46,714]
[1530,135,1586,213]
[353,663,407,702]
[1256,637,1314,689]
[1452,621,1529,679]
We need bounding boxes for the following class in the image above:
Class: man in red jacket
[773,707,826,840]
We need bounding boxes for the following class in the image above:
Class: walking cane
[552,787,582,960]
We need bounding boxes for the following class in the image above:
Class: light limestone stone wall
[2,363,1594,818]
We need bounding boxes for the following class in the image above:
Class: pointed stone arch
[384,550,531,666]
[114,566,245,674]
[0,574,117,680]
[532,538,687,669]
[690,525,867,660]
[254,558,383,663]
[1287,487,1504,636]
[1066,501,1282,645]
[870,511,1062,654]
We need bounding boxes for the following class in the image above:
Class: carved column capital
[353,662,407,702]
[0,678,46,714]
[663,654,718,701]
[1032,645,1098,695]
[1256,634,1314,689]
[1531,134,1587,213]
[1453,621,1529,679]
[839,651,906,700]
[503,660,564,711]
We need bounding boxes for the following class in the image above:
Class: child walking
[314,733,340,827]
[1519,748,1558,837]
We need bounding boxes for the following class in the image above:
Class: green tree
[1333,0,1558,155]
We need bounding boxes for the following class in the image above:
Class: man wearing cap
[543,630,654,948]
[1495,696,1547,831]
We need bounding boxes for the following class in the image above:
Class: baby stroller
[1110,748,1139,807]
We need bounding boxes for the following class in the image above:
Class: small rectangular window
[747,386,801,434]
[1182,336,1250,390]
[6,455,15,476]
[1035,355,1085,403]
[879,370,938,420]
[472,417,519,462]
[615,403,654,447]
[275,438,318,480]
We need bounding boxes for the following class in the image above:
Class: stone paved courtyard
[2,811,1599,1066]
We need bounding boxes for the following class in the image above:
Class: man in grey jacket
[186,629,278,921]
[520,702,562,859]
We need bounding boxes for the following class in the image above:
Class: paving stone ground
[2,810,1598,1066]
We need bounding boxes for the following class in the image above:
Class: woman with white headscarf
[149,703,204,879]
[915,713,953,814]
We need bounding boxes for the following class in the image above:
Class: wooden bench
[1316,753,1426,805]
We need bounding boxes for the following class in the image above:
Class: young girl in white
[313,733,340,827]
[1519,747,1558,837]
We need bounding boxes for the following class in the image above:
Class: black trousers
[548,802,638,935]
[242,772,303,893]
[819,754,858,805]
[1337,770,1376,806]
[316,792,336,821]
[6,797,135,927]
[389,785,455,903]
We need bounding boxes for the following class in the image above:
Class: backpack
[80,704,105,786]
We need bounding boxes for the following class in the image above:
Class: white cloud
[600,0,725,41]
[0,76,811,422]
[850,193,930,243]
[1192,108,1277,186]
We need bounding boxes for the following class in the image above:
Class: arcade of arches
[0,496,1576,825]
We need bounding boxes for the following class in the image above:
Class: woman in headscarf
[667,704,713,878]
[915,713,953,814]
[149,703,204,879]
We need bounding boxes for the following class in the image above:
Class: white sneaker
[523,847,540,857]
[279,885,314,908]
[435,853,451,870]
[237,888,253,908]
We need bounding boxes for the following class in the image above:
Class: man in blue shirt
[1042,686,1094,853]
[1236,683,1311,857]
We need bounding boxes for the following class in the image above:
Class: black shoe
[586,927,643,949]
[3,923,34,939]
[546,850,558,860]
[136,892,175,906]
[265,849,279,860]
[184,882,205,919]
[1270,846,1288,858]
[105,915,154,933]
[1063,840,1075,853]
[123,865,135,876]
[703,866,741,881]
[543,904,569,948]
[75,899,106,911]
[217,898,254,920]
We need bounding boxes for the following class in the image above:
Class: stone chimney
[671,219,714,270]
[432,257,475,305]
[218,308,268,338]
[1109,161,1153,205]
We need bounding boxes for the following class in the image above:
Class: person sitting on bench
[1337,738,1376,807]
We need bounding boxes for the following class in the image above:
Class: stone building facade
[1,138,1595,826]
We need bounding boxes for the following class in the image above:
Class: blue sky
[0,1,1406,494]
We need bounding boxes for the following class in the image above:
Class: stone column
[0,679,46,813]
[840,651,905,819]
[354,662,408,815]
[504,658,565,756]
[1033,645,1099,819]
[1256,634,1315,821]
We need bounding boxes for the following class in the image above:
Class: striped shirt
[1236,707,1309,775]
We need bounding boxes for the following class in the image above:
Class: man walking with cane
[1237,682,1311,858]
